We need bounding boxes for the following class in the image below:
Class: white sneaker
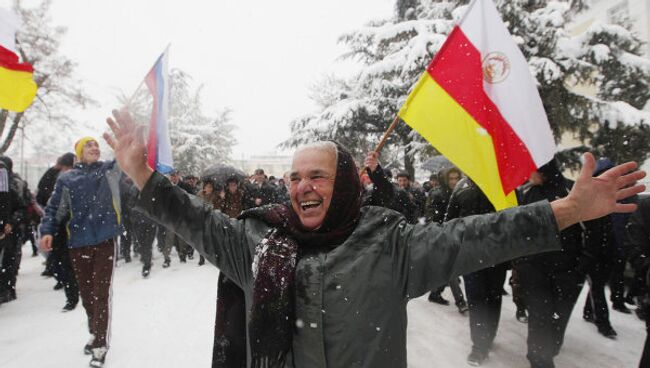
[89,347,107,367]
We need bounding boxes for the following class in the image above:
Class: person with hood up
[39,137,122,368]
[514,159,591,368]
[104,109,644,368]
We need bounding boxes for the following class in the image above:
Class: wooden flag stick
[374,115,400,154]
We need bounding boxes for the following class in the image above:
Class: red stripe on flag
[427,26,536,195]
[0,46,34,73]
[145,71,158,170]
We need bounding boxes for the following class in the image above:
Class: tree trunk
[0,113,24,154]
[403,146,415,181]
[0,109,8,138]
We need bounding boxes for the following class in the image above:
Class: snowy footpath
[0,247,646,368]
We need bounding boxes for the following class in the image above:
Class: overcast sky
[3,0,395,159]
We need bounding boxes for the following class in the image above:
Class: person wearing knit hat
[75,137,100,163]
[105,109,645,368]
[39,137,122,368]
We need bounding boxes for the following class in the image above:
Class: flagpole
[374,115,400,154]
[124,43,171,107]
[125,79,146,107]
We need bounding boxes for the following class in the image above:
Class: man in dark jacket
[446,177,508,366]
[515,159,588,368]
[582,158,618,338]
[394,171,425,223]
[40,137,122,367]
[625,196,650,367]
[0,155,31,304]
[249,168,278,206]
[161,169,193,267]
[36,152,78,311]
[361,152,396,209]
[104,109,645,368]
[425,167,461,224]
[425,167,467,309]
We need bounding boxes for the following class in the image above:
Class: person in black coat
[581,158,618,338]
[425,167,467,310]
[248,168,278,207]
[0,155,31,304]
[514,159,587,368]
[625,196,650,367]
[446,178,508,365]
[35,152,79,310]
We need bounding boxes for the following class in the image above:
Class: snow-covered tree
[285,0,650,177]
[0,0,93,154]
[121,69,235,175]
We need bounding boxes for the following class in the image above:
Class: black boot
[428,292,449,305]
[62,301,77,312]
[457,299,469,314]
[597,324,618,339]
[516,308,528,323]
[142,264,151,278]
[612,302,632,314]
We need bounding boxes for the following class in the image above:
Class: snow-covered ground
[0,245,645,368]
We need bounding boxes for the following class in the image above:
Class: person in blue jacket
[40,137,122,368]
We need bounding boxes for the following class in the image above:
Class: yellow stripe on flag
[399,72,517,210]
[0,65,37,112]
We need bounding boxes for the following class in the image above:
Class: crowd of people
[0,128,648,368]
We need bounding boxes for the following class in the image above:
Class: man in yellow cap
[40,137,122,368]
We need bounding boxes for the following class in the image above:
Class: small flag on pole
[144,46,174,174]
[0,8,37,112]
[398,0,555,210]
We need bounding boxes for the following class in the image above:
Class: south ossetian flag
[145,47,174,174]
[0,8,37,112]
[398,0,555,211]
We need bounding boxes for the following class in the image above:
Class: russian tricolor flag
[145,47,174,174]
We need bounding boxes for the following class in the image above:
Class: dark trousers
[0,233,19,297]
[119,217,133,258]
[464,264,508,353]
[583,260,613,328]
[641,302,650,368]
[156,226,167,253]
[162,231,189,262]
[133,221,156,267]
[51,233,79,305]
[609,256,627,305]
[213,273,247,368]
[510,267,527,311]
[517,262,583,368]
[69,240,115,349]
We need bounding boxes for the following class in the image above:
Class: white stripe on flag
[459,0,556,167]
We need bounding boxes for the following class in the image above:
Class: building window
[608,0,629,25]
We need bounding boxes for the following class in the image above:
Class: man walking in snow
[40,137,122,368]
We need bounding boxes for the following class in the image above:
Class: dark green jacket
[136,172,562,368]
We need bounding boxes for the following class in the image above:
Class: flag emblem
[482,52,510,84]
